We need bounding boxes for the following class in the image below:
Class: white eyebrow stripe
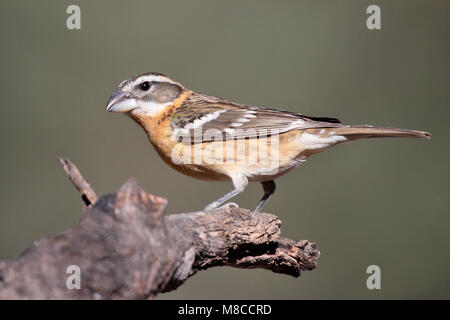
[231,122,244,127]
[138,74,176,84]
[121,74,178,91]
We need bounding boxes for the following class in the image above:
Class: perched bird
[106,72,430,212]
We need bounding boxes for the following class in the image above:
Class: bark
[0,158,319,299]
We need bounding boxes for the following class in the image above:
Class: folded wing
[170,93,342,143]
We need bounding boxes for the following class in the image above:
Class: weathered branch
[59,158,97,207]
[0,159,319,299]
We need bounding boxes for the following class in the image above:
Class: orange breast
[130,91,230,181]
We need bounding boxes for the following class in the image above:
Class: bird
[106,72,430,212]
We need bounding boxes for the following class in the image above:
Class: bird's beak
[106,91,138,113]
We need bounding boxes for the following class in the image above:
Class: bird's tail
[331,125,431,141]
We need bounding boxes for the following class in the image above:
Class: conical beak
[106,91,138,113]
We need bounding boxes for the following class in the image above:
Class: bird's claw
[219,202,239,210]
[204,202,239,211]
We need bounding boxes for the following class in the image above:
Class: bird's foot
[204,202,239,211]
[204,202,219,211]
[219,202,239,210]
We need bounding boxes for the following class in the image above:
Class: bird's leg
[204,174,248,211]
[204,189,242,211]
[254,180,276,212]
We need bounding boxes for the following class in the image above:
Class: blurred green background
[0,0,448,299]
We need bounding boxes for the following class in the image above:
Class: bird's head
[106,72,184,116]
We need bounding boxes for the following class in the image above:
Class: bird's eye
[139,81,151,91]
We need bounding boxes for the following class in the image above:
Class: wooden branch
[59,157,97,207]
[0,159,319,299]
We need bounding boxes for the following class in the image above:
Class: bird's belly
[149,129,322,182]
[172,131,308,182]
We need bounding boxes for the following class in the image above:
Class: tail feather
[332,125,431,140]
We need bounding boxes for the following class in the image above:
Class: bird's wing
[170,93,342,143]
